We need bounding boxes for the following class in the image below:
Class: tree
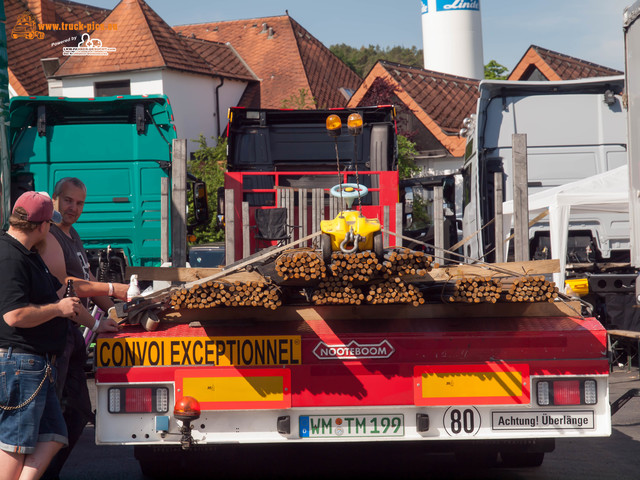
[484,60,509,80]
[281,88,316,109]
[188,135,227,243]
[359,76,397,106]
[330,44,423,77]
[398,135,421,180]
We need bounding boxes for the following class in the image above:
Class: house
[348,61,479,173]
[5,0,110,97]
[349,45,623,174]
[508,45,622,81]
[47,0,257,155]
[174,15,362,109]
[6,0,360,155]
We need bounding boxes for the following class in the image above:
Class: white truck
[461,76,628,267]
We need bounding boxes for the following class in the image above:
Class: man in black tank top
[40,178,126,480]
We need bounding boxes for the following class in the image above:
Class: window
[94,80,131,97]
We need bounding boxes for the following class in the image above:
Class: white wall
[162,71,247,152]
[53,68,249,157]
[161,70,216,156]
[56,70,164,98]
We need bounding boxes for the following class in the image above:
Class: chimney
[27,0,57,25]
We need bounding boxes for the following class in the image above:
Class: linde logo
[436,0,480,11]
[313,340,395,359]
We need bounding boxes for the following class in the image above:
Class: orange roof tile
[509,45,622,81]
[181,36,256,81]
[55,0,213,78]
[8,68,28,96]
[349,61,478,157]
[175,15,361,109]
[6,0,110,95]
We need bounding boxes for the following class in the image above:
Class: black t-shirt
[0,231,67,355]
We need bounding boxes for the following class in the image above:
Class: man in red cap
[0,191,119,480]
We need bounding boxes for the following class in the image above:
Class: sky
[88,0,633,72]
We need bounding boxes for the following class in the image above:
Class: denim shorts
[0,350,69,454]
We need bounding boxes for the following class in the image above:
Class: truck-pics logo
[313,340,395,360]
[63,33,116,56]
[12,12,44,40]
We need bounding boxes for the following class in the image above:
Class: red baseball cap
[13,191,63,223]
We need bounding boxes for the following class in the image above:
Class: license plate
[299,415,404,438]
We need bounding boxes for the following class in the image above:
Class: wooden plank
[142,230,323,302]
[162,300,583,324]
[224,189,235,265]
[383,205,390,247]
[126,266,266,283]
[299,188,308,247]
[512,133,530,262]
[608,329,640,339]
[171,139,187,267]
[403,259,561,283]
[312,188,323,248]
[160,176,169,264]
[494,171,504,263]
[434,186,444,264]
[242,201,250,259]
[395,202,403,248]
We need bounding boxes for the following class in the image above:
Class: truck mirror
[192,181,209,226]
[442,177,455,209]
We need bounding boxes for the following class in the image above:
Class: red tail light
[553,380,581,405]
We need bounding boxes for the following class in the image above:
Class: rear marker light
[536,379,598,406]
[126,387,152,412]
[156,388,169,412]
[537,381,550,406]
[553,380,581,405]
[109,388,121,413]
[108,387,169,414]
[584,380,597,405]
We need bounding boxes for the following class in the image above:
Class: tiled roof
[175,15,362,109]
[55,0,214,78]
[181,37,257,81]
[6,0,110,95]
[348,61,478,157]
[509,45,622,81]
[237,81,261,109]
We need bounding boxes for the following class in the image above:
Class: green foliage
[410,194,431,230]
[359,76,397,106]
[484,60,509,80]
[188,135,227,243]
[330,44,423,77]
[397,135,421,180]
[281,88,316,109]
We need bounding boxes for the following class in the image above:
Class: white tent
[502,166,629,289]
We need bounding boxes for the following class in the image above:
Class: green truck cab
[9,95,206,279]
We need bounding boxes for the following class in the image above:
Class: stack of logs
[169,280,282,310]
[365,278,424,306]
[167,248,559,311]
[380,249,435,277]
[275,249,326,281]
[504,276,559,302]
[444,275,559,303]
[329,251,380,282]
[310,278,364,305]
[446,277,503,303]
